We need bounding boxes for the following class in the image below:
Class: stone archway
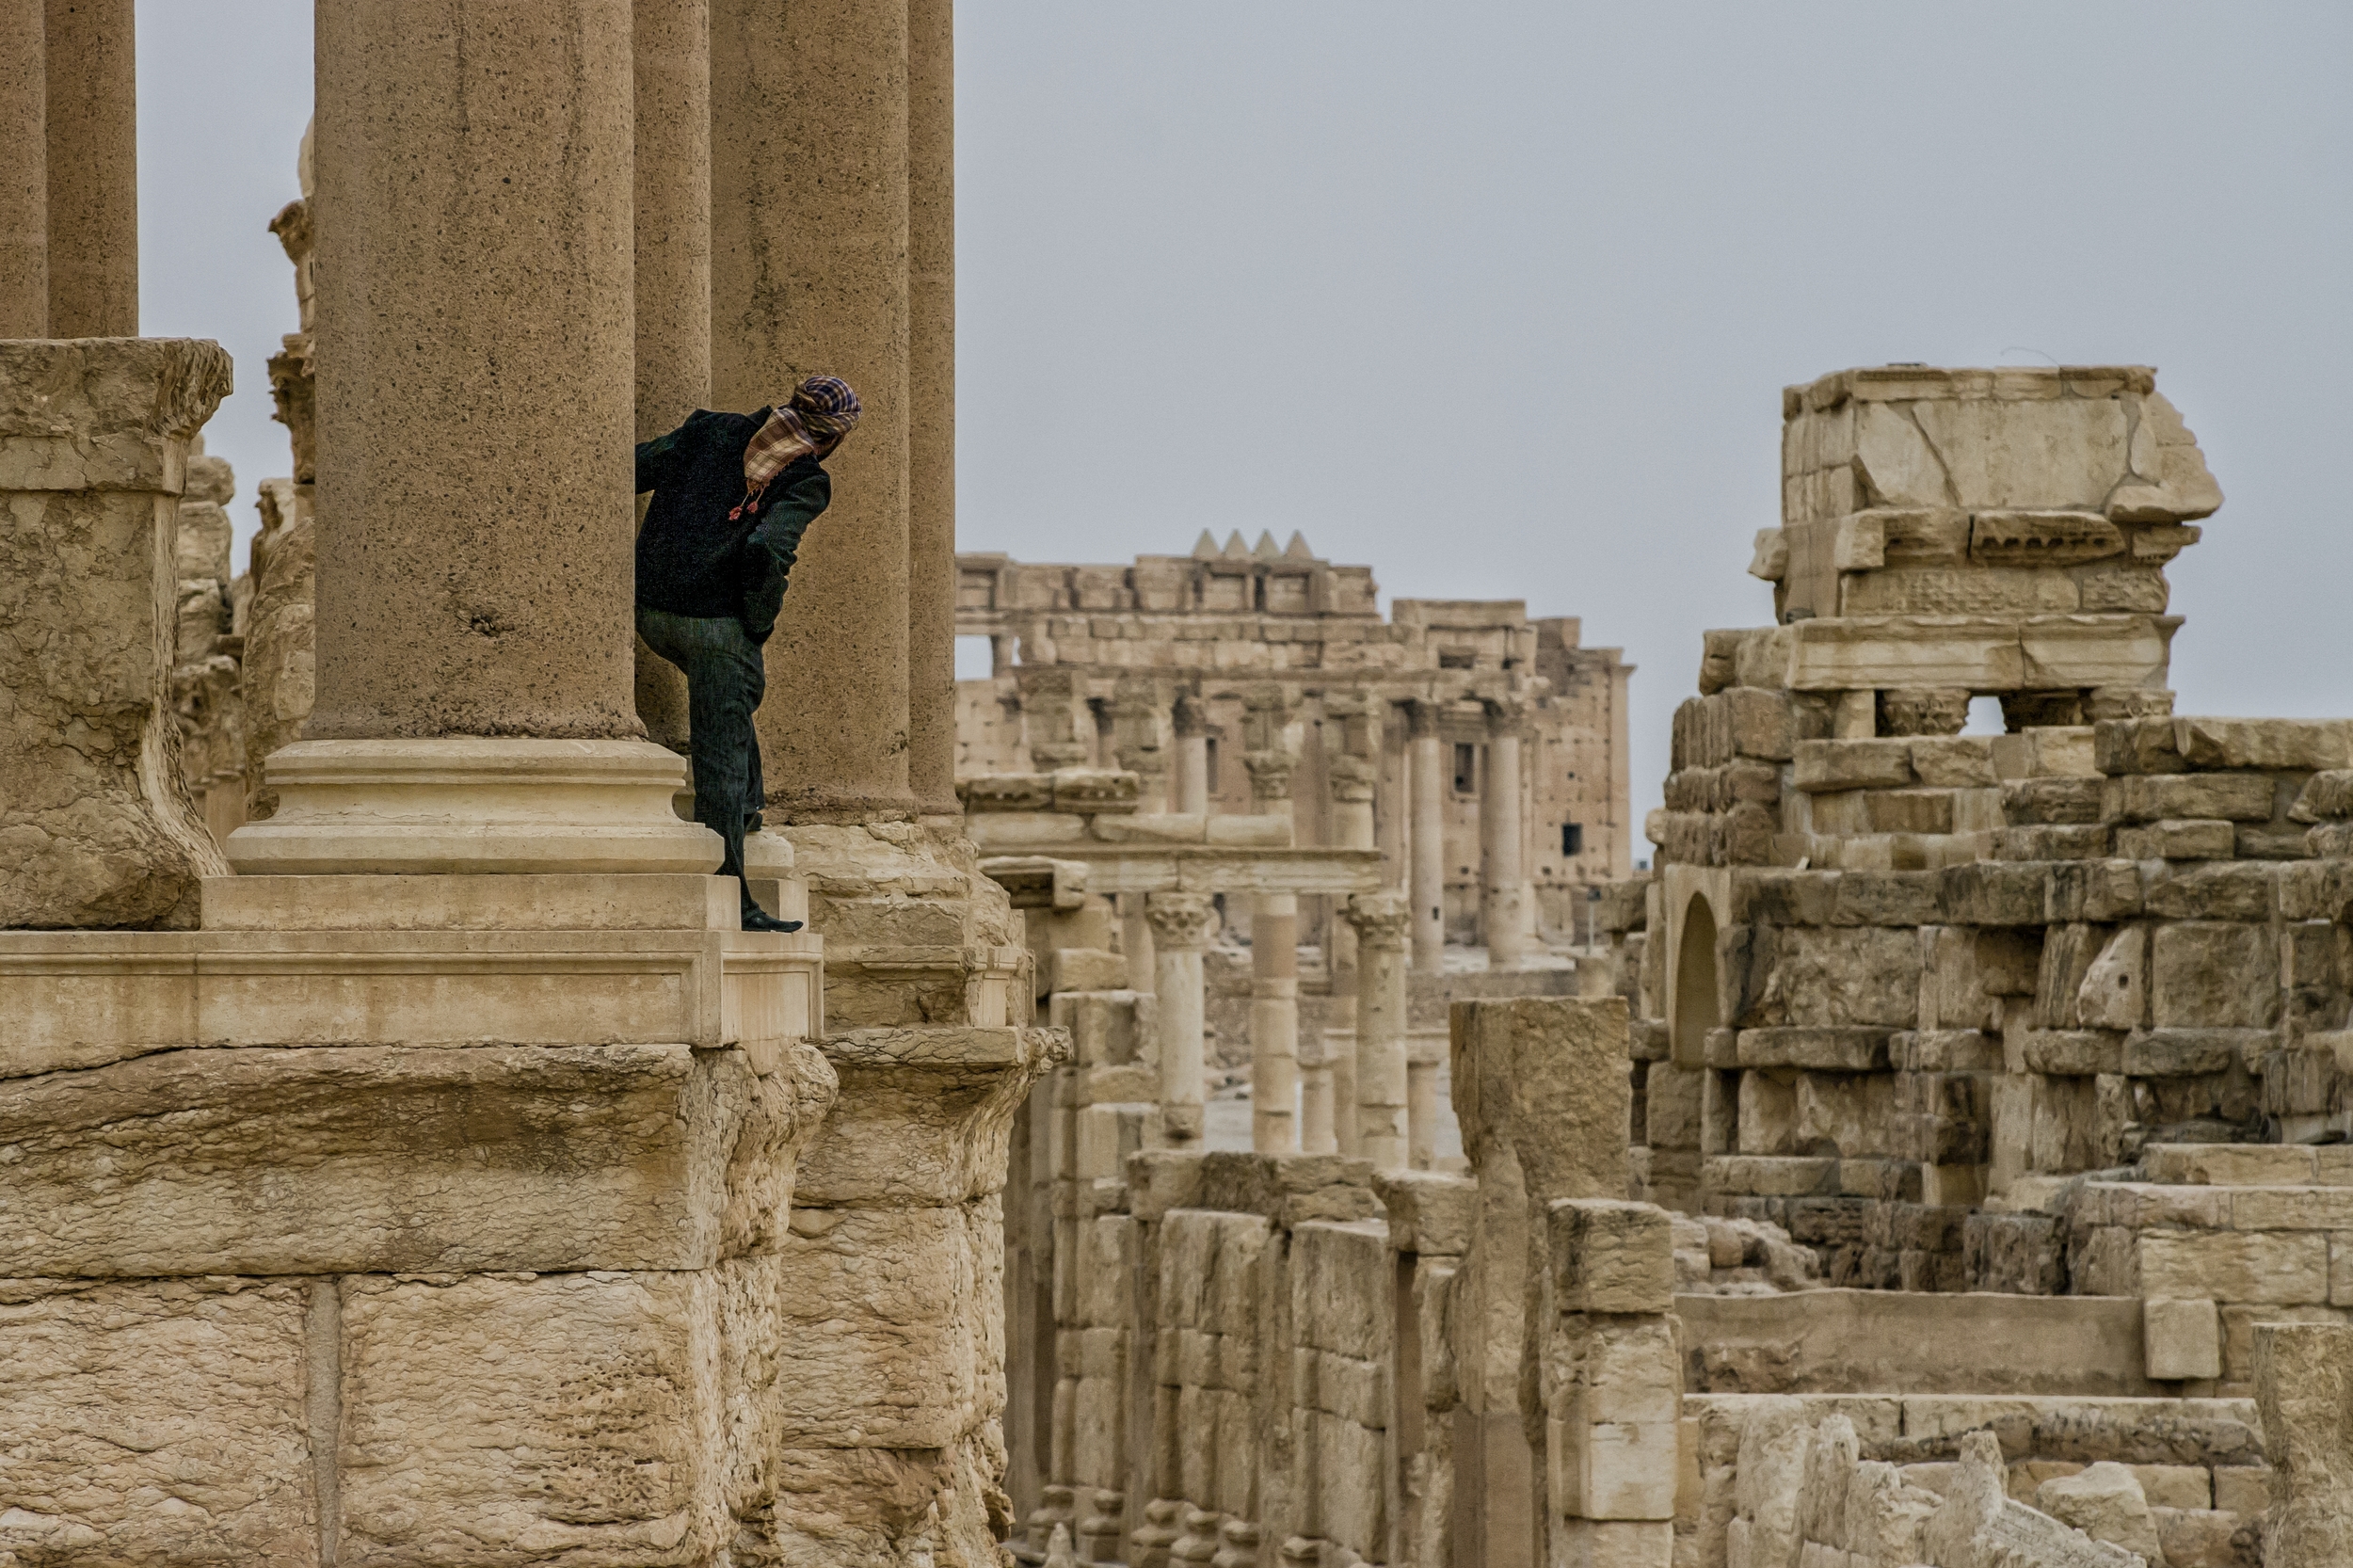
[1673,891,1721,1069]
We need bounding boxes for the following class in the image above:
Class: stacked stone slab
[999,988,1646,1565]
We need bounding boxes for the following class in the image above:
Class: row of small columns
[1092,680,1529,1171]
[1143,888,1415,1169]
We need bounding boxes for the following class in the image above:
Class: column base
[225,738,724,875]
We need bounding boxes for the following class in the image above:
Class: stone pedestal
[1146,892,1218,1146]
[0,337,233,928]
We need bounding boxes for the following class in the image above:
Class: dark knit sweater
[634,409,832,644]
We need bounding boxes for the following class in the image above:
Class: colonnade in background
[1010,675,1545,1176]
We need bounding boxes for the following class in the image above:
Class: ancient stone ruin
[3,1,2352,1565]
[983,365,2353,1568]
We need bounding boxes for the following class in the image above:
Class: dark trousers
[636,604,765,914]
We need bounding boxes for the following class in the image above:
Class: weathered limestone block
[339,1270,731,1566]
[770,1200,998,1450]
[0,1041,828,1277]
[0,1277,316,1565]
[2254,1321,2353,1568]
[2035,1462,2165,1562]
[0,338,235,927]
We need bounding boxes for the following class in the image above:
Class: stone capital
[1171,691,1210,739]
[1326,754,1377,804]
[1404,696,1445,741]
[1143,891,1219,950]
[0,338,233,493]
[1242,750,1295,804]
[1343,892,1412,950]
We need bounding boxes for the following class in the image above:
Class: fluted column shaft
[1145,892,1217,1147]
[311,0,639,742]
[632,0,709,754]
[712,0,915,820]
[1347,893,1411,1172]
[0,0,44,336]
[906,0,956,815]
[42,0,134,336]
[1408,700,1446,974]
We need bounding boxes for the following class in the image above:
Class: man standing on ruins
[634,375,861,932]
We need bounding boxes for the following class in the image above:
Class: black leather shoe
[742,909,803,934]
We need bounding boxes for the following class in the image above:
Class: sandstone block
[1450,997,1632,1205]
[339,1270,730,1565]
[2107,773,2278,824]
[1547,1517,1673,1566]
[2175,717,2353,773]
[795,1026,1053,1206]
[2034,1462,2165,1562]
[772,1200,992,1448]
[2117,819,2237,861]
[2141,863,2278,922]
[1793,738,1915,792]
[2253,1322,2353,1567]
[1047,947,1128,994]
[1375,1169,1476,1256]
[1548,1200,1675,1316]
[0,1041,807,1277]
[2139,1231,2328,1305]
[1546,1319,1680,1519]
[0,1277,315,1564]
[2150,924,2281,1031]
[2146,1297,2224,1382]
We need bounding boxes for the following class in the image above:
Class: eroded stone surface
[0,1276,316,1566]
[0,1041,831,1276]
[0,338,234,928]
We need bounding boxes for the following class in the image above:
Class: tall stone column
[1482,696,1529,969]
[1346,893,1411,1172]
[1241,683,1302,1152]
[1171,691,1210,815]
[1408,698,1446,974]
[231,0,717,877]
[1321,690,1381,1158]
[0,0,44,336]
[1250,892,1299,1153]
[1145,892,1217,1147]
[712,0,915,822]
[42,0,135,336]
[631,0,708,756]
[905,0,957,816]
[1121,893,1157,994]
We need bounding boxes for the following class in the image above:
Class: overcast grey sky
[140,3,2353,827]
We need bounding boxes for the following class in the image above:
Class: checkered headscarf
[743,376,863,488]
